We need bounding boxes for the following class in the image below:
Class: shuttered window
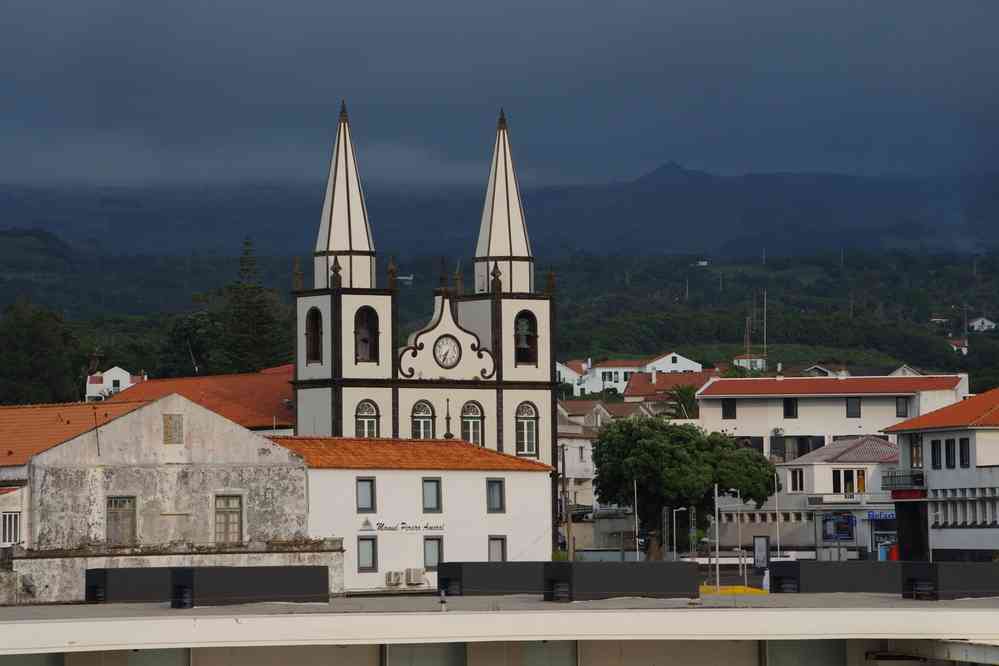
[106,496,136,545]
[214,495,243,544]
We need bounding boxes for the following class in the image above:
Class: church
[291,103,557,490]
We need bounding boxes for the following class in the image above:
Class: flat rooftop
[3,593,999,655]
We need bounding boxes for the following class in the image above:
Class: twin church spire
[314,105,534,293]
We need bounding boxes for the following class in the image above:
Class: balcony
[881,470,926,491]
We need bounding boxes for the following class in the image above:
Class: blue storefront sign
[867,511,896,521]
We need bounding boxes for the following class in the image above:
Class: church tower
[473,110,534,294]
[294,103,395,437]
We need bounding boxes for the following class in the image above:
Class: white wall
[307,468,552,592]
[646,353,702,374]
[85,367,136,401]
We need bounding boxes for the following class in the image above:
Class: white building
[274,436,551,592]
[293,107,555,493]
[555,360,586,387]
[883,387,999,562]
[697,374,969,461]
[85,366,145,401]
[969,316,996,332]
[719,435,900,557]
[733,353,767,373]
[569,352,703,397]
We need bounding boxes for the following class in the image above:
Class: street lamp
[672,507,687,561]
[726,488,746,587]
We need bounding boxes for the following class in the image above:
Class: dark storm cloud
[2,0,997,184]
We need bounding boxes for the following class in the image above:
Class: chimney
[586,357,592,372]
[776,362,783,375]
[651,369,658,385]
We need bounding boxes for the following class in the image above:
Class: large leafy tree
[592,417,775,537]
[0,300,81,404]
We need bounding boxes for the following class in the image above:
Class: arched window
[514,311,538,366]
[354,307,379,363]
[355,400,379,438]
[515,402,538,456]
[460,401,484,447]
[411,401,435,440]
[305,308,323,363]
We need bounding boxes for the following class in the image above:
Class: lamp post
[714,483,720,593]
[774,471,782,559]
[727,488,746,587]
[672,507,687,561]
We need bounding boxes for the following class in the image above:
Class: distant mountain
[1,166,992,259]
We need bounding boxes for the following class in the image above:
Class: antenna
[763,288,768,360]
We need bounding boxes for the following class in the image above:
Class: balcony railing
[881,470,926,491]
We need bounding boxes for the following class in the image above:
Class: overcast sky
[3,0,997,185]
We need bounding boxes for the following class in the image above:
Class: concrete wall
[307,468,551,592]
[9,540,344,604]
[28,395,308,550]
[192,645,377,666]
[578,639,758,666]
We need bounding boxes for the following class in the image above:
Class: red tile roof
[563,360,586,375]
[270,437,551,472]
[109,368,294,430]
[784,436,898,464]
[593,358,647,368]
[0,401,149,467]
[0,487,21,495]
[259,364,294,375]
[698,375,962,398]
[624,370,720,398]
[885,388,999,433]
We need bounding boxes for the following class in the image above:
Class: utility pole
[633,478,640,561]
[685,277,689,302]
[763,289,768,361]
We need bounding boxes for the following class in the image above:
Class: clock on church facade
[291,104,557,540]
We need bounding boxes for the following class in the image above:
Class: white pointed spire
[473,109,534,294]
[314,101,376,289]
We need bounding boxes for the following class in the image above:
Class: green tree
[592,418,775,538]
[664,385,699,419]
[223,238,288,373]
[0,300,81,404]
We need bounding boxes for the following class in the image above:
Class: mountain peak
[634,161,710,185]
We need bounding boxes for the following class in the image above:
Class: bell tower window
[514,311,538,366]
[305,308,323,363]
[355,400,379,438]
[412,401,436,440]
[354,306,379,363]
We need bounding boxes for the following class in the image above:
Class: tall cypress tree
[223,238,287,373]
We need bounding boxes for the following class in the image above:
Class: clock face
[433,335,461,369]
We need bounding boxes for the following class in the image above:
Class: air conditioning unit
[385,571,403,586]
[405,568,425,585]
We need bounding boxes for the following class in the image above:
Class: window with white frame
[411,401,435,439]
[515,402,538,456]
[424,536,443,571]
[1,512,19,546]
[355,400,379,438]
[488,536,507,562]
[460,402,483,446]
[106,496,136,546]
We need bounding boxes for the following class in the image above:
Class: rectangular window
[945,439,956,469]
[578,447,585,462]
[783,398,798,419]
[516,416,537,456]
[424,536,443,571]
[896,397,909,418]
[910,438,924,469]
[214,495,243,544]
[846,397,861,418]
[163,414,184,445]
[106,496,136,546]
[488,536,507,562]
[959,438,970,468]
[1,512,19,546]
[613,372,620,382]
[486,479,506,513]
[422,478,442,513]
[832,470,842,494]
[358,536,377,572]
[857,469,866,493]
[931,440,942,469]
[357,478,376,513]
[721,399,737,420]
[843,469,855,493]
[790,468,804,492]
[111,379,121,393]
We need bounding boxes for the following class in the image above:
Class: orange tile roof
[594,358,647,368]
[563,360,586,375]
[0,401,149,468]
[885,388,999,433]
[270,437,552,472]
[624,370,719,398]
[698,375,962,398]
[109,369,294,430]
